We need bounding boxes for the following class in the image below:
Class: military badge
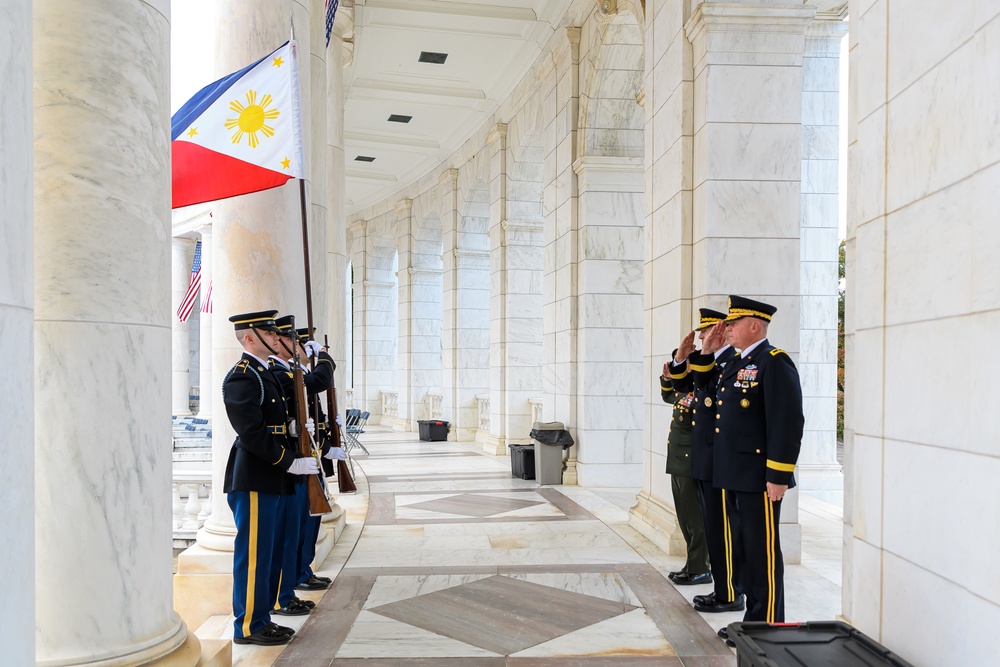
[736,365,759,382]
[741,398,750,408]
[704,397,713,407]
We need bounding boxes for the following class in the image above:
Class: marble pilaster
[0,1,33,662]
[33,0,196,663]
[197,225,214,419]
[172,237,195,416]
[798,18,847,500]
[441,169,491,441]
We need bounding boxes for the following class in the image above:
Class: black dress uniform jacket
[713,340,803,493]
[223,353,297,495]
[669,346,738,482]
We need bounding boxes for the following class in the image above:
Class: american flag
[325,0,340,47]
[200,276,213,314]
[176,240,202,323]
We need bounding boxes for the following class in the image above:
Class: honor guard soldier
[659,365,711,586]
[223,311,321,646]
[714,296,803,628]
[266,316,337,616]
[668,308,745,613]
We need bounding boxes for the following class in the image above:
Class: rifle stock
[326,335,356,493]
[292,339,332,515]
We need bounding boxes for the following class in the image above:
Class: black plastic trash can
[509,444,535,480]
[417,420,449,441]
[728,621,915,667]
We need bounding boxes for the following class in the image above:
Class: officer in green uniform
[714,295,803,626]
[661,359,711,585]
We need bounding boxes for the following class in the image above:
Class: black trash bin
[509,444,535,480]
[728,621,915,667]
[417,420,450,441]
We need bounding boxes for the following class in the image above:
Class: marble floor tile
[512,608,674,657]
[337,611,501,658]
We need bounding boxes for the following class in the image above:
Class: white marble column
[798,18,847,501]
[572,157,645,487]
[197,225,214,419]
[441,169,491,440]
[1,1,34,663]
[33,0,197,664]
[485,124,544,455]
[172,237,195,416]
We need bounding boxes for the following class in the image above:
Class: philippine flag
[171,41,305,209]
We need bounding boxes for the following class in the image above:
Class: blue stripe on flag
[325,0,340,47]
[171,42,290,141]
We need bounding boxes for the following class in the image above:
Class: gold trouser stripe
[274,571,283,611]
[764,492,775,623]
[722,490,734,601]
[244,492,259,638]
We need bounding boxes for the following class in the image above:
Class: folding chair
[344,410,370,455]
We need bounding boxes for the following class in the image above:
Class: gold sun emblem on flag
[225,90,279,148]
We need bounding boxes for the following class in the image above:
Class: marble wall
[0,0,33,662]
[33,0,194,663]
[843,1,1000,664]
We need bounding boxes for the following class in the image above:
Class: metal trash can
[529,421,574,485]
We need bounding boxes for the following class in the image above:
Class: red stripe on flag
[172,142,295,209]
[201,277,213,314]
[177,269,201,323]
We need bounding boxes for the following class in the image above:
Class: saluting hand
[675,330,696,363]
[702,321,727,354]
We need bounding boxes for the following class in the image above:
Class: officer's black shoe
[694,594,745,613]
[693,591,716,606]
[293,596,316,609]
[268,622,295,637]
[295,575,331,591]
[312,574,333,584]
[670,571,713,586]
[718,627,736,647]
[273,599,313,616]
[233,625,293,646]
[667,569,687,580]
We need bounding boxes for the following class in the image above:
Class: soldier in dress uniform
[659,362,711,586]
[266,316,341,616]
[668,308,745,612]
[223,311,322,646]
[714,296,803,628]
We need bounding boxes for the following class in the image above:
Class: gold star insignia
[272,56,284,68]
[187,127,198,138]
[280,157,291,170]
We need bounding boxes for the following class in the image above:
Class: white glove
[304,340,321,358]
[305,417,315,436]
[288,457,320,475]
[324,446,347,461]
[335,413,344,426]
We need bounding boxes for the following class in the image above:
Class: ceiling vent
[418,51,448,64]
[388,114,412,124]
[354,155,376,162]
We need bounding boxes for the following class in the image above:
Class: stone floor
[194,428,844,666]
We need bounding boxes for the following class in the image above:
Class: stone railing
[380,390,398,418]
[476,393,490,431]
[425,391,443,420]
[172,469,212,548]
[528,397,544,426]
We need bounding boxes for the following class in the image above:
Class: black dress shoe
[693,591,716,605]
[312,574,332,584]
[233,625,293,646]
[718,627,735,647]
[267,622,295,637]
[273,599,312,616]
[295,575,331,591]
[695,594,745,613]
[292,596,315,609]
[671,571,713,586]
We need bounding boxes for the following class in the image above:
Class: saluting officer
[223,311,321,646]
[267,316,339,616]
[714,296,803,625]
[668,308,745,613]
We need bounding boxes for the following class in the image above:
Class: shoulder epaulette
[770,348,786,357]
[222,359,265,406]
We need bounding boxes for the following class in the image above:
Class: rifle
[291,318,332,515]
[326,334,356,493]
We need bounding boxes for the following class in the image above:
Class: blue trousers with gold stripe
[728,490,784,622]
[298,512,322,584]
[698,480,743,603]
[275,482,305,608]
[229,490,282,638]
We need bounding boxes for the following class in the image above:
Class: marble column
[33,0,197,664]
[1,0,34,662]
[440,169,491,441]
[572,157,645,487]
[197,225,214,419]
[172,237,195,416]
[798,18,847,501]
[485,124,544,455]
